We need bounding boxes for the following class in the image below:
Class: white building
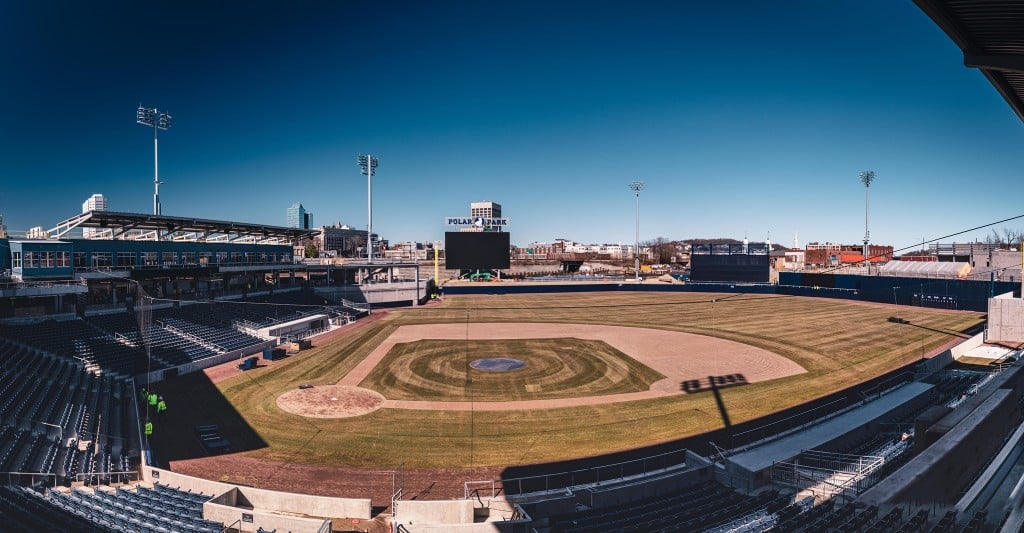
[469,201,503,232]
[470,201,501,219]
[26,226,49,239]
[82,193,108,213]
[82,194,108,238]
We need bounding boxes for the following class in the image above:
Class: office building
[287,202,313,230]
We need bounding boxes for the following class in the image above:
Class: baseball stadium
[3,3,1024,532]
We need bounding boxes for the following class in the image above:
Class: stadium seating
[545,482,786,533]
[43,484,223,533]
[0,339,136,486]
[2,291,360,379]
[0,319,144,375]
[0,485,98,532]
[158,316,263,352]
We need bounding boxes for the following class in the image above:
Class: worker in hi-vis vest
[144,420,153,436]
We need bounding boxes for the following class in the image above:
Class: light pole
[629,181,645,282]
[860,170,876,271]
[136,105,173,215]
[357,154,379,264]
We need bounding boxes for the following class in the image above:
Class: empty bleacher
[41,483,222,533]
[0,338,137,486]
[546,482,786,533]
[1,291,361,380]
[0,485,98,532]
[158,316,263,352]
[0,319,144,376]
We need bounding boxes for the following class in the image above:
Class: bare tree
[986,227,1024,248]
[985,229,1004,246]
[1004,228,1023,246]
[644,237,676,264]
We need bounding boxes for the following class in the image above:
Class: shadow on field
[902,320,975,340]
[144,371,267,464]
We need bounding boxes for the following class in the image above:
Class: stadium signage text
[445,217,509,227]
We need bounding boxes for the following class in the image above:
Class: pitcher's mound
[277,385,385,418]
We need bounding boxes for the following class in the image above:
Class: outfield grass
[360,338,664,401]
[217,292,984,468]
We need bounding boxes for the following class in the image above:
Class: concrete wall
[144,466,372,527]
[394,498,533,532]
[582,453,714,509]
[397,498,474,525]
[395,521,531,533]
[316,280,429,306]
[205,497,330,533]
[920,330,985,373]
[988,295,1024,343]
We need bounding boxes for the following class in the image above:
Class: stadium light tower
[136,105,173,215]
[859,170,876,270]
[629,181,645,282]
[357,154,379,263]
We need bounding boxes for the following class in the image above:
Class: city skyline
[2,2,1023,249]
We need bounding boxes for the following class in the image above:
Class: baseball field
[175,291,984,473]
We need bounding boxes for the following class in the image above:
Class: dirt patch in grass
[276,385,385,418]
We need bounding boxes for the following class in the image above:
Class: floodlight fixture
[629,181,646,282]
[357,154,380,263]
[137,105,173,216]
[860,170,876,269]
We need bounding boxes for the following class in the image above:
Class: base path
[324,322,807,413]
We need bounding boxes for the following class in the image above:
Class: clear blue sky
[2,1,1022,250]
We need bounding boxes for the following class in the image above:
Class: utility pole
[860,171,876,272]
[629,181,645,282]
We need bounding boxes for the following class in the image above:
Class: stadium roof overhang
[49,211,317,244]
[915,0,1024,123]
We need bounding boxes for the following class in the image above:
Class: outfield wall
[779,272,1020,311]
[442,275,1020,312]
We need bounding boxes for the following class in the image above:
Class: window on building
[117,252,136,268]
[231,252,242,263]
[199,252,212,265]
[181,252,195,265]
[162,252,178,265]
[73,252,87,268]
[24,251,39,268]
[143,252,158,266]
[91,252,112,268]
[12,252,21,268]
[216,252,228,264]
[244,252,257,263]
[41,251,55,268]
[57,251,70,268]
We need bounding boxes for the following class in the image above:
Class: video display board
[445,232,511,270]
